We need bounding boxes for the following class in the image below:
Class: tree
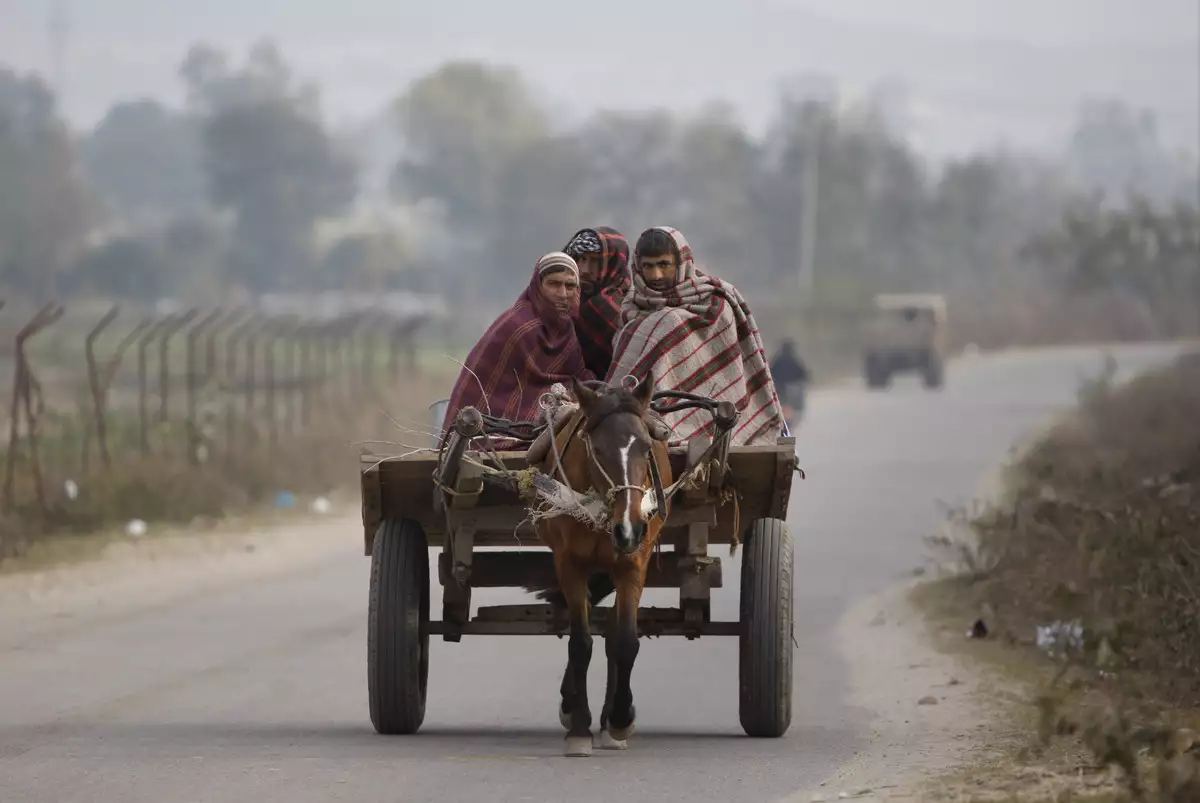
[62,235,168,300]
[489,133,594,286]
[181,41,359,292]
[0,67,94,298]
[390,61,550,270]
[661,104,761,276]
[320,229,417,292]
[1020,196,1200,335]
[1066,99,1198,206]
[80,99,206,223]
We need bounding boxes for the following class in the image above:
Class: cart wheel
[738,518,794,738]
[922,355,945,390]
[864,355,890,390]
[368,517,430,735]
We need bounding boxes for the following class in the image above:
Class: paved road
[0,343,1185,803]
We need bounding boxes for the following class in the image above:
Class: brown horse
[533,373,672,757]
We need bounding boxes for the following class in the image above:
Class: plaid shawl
[565,226,630,379]
[606,227,784,446]
[443,257,595,433]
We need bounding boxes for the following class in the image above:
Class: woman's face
[540,270,581,314]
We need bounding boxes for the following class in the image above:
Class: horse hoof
[607,723,635,741]
[559,705,571,730]
[564,735,593,757]
[598,730,628,751]
[607,712,636,741]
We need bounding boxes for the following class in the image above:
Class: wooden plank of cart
[360,391,799,739]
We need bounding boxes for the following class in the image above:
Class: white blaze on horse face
[618,434,636,535]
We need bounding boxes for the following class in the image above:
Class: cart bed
[360,441,796,554]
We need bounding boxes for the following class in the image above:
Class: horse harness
[545,408,669,523]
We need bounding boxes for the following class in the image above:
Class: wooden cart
[360,394,799,740]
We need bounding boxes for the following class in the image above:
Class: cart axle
[426,604,738,639]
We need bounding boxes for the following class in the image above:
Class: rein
[546,405,668,525]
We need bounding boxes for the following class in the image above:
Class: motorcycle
[779,383,806,434]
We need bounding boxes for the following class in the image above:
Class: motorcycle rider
[770,338,811,427]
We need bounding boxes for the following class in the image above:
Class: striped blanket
[565,226,630,379]
[443,255,594,438]
[606,227,785,446]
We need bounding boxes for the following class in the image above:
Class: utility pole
[48,1,71,108]
[797,121,820,295]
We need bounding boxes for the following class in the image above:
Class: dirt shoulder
[899,350,1200,801]
[785,348,1200,803]
[780,581,1013,803]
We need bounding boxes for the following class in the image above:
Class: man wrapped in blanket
[442,251,594,445]
[562,226,630,379]
[606,227,787,446]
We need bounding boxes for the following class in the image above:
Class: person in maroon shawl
[563,226,631,379]
[441,251,595,437]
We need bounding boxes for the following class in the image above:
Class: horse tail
[523,574,616,607]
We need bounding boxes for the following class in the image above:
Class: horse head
[569,371,660,555]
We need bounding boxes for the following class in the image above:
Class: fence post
[157,309,197,426]
[3,304,65,515]
[84,305,119,470]
[137,317,169,455]
[185,308,223,464]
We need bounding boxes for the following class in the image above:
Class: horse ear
[634,370,654,409]
[571,376,600,410]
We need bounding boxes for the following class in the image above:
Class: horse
[529,372,673,757]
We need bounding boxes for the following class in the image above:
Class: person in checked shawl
[606,226,787,446]
[562,226,631,379]
[442,252,595,438]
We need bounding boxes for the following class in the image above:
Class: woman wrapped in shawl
[606,226,785,446]
[562,226,631,378]
[442,252,595,438]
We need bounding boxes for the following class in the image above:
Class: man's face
[574,252,603,294]
[638,252,678,292]
[540,270,580,313]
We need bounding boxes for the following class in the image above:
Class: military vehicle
[861,293,947,390]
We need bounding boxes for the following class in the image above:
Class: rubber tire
[738,518,794,738]
[922,355,945,390]
[864,355,890,390]
[368,518,430,735]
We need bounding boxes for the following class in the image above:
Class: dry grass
[0,361,457,570]
[916,351,1200,802]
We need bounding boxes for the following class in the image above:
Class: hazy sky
[3,0,1198,155]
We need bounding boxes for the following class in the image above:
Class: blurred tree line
[0,43,1196,339]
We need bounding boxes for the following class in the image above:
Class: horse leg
[601,563,643,748]
[558,560,595,757]
[558,661,575,730]
[559,573,615,731]
[596,634,624,750]
[599,605,619,734]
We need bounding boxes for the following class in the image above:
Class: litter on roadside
[1036,620,1084,656]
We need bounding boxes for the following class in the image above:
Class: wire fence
[0,299,430,521]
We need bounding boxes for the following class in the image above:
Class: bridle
[539,378,669,524]
[579,427,647,506]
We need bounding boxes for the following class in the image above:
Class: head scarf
[622,226,713,324]
[632,225,698,286]
[537,250,579,279]
[609,227,785,446]
[563,225,630,379]
[443,252,593,435]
